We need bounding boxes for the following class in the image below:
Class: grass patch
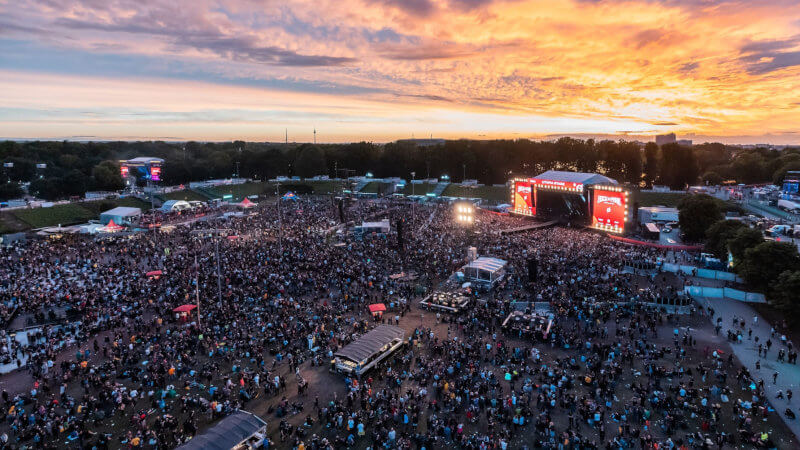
[206,182,266,201]
[400,183,438,196]
[12,203,96,229]
[638,192,689,207]
[80,197,150,215]
[160,190,210,202]
[441,184,509,203]
[4,197,151,231]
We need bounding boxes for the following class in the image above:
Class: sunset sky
[1,0,800,143]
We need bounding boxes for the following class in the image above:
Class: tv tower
[285,128,288,145]
[313,128,317,144]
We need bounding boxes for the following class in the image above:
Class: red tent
[146,270,163,278]
[173,304,197,313]
[238,197,256,208]
[368,303,386,314]
[105,219,123,230]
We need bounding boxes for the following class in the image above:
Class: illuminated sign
[120,166,129,177]
[591,186,628,233]
[512,180,535,216]
[531,179,583,192]
[150,166,161,182]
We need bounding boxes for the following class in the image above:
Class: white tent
[99,207,141,225]
[461,257,507,285]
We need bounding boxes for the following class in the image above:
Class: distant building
[655,133,676,146]
[676,139,693,146]
[638,206,678,225]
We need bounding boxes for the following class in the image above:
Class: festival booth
[502,311,553,340]
[176,410,267,450]
[368,303,386,319]
[237,197,257,209]
[460,257,507,289]
[420,291,471,313]
[173,304,197,322]
[100,219,125,233]
[146,270,163,280]
[333,325,406,377]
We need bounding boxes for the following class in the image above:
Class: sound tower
[337,198,345,223]
[527,257,538,283]
[396,219,404,248]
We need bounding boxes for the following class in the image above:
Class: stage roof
[100,206,142,217]
[176,411,266,450]
[121,157,164,166]
[533,170,617,186]
[463,256,507,273]
[335,325,405,363]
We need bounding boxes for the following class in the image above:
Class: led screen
[150,166,161,182]
[120,166,129,177]
[513,181,534,216]
[592,189,626,232]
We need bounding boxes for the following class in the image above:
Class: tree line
[1,139,799,201]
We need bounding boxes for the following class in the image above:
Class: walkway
[498,220,557,235]
[694,297,800,441]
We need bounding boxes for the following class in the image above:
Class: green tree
[91,160,124,191]
[727,227,765,263]
[738,241,800,291]
[660,143,699,189]
[643,142,659,187]
[702,171,724,186]
[294,144,326,178]
[678,194,722,241]
[705,220,747,258]
[771,270,800,320]
[0,182,23,201]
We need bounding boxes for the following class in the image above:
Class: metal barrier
[683,286,766,303]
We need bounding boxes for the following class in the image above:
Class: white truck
[777,199,800,213]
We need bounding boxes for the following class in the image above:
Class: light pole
[194,255,201,328]
[410,172,416,231]
[276,182,283,256]
[191,228,228,308]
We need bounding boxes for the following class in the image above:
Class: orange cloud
[0,0,799,142]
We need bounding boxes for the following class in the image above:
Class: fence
[661,263,742,282]
[683,286,766,303]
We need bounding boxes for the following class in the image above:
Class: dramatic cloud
[0,0,799,142]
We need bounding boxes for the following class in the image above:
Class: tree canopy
[678,194,723,242]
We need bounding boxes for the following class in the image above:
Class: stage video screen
[513,180,534,216]
[592,189,626,232]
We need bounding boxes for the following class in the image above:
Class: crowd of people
[0,196,795,449]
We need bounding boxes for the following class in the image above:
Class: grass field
[160,190,211,202]
[205,182,266,201]
[12,203,98,229]
[0,197,151,232]
[399,183,438,196]
[638,191,689,207]
[441,184,508,202]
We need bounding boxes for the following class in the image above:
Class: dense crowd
[0,197,795,449]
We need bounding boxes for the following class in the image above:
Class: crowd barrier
[608,235,703,251]
[661,263,742,282]
[683,286,766,303]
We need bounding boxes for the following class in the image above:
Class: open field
[160,190,211,202]
[638,191,689,207]
[442,184,508,202]
[0,197,150,232]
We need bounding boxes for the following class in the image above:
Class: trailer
[333,325,406,377]
[777,199,800,213]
